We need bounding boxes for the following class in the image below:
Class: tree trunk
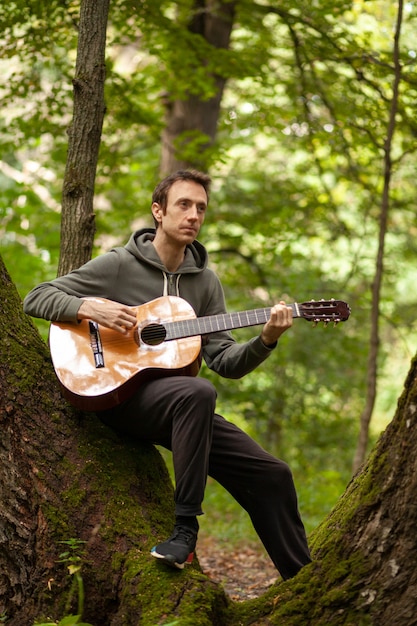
[57,0,109,277]
[0,256,228,625]
[160,0,237,175]
[352,0,404,473]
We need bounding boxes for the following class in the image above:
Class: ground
[197,535,279,601]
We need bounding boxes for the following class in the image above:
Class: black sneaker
[151,524,198,570]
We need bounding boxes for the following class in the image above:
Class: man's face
[152,180,208,245]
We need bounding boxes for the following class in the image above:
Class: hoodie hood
[125,228,208,275]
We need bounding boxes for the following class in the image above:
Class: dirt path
[197,536,279,601]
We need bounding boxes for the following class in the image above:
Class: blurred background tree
[1,0,416,542]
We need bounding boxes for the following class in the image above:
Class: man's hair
[151,170,211,227]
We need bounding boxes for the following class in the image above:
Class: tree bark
[352,0,404,473]
[160,0,237,175]
[57,0,110,277]
[0,257,227,625]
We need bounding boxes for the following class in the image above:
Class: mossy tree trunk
[236,355,417,626]
[0,258,228,625]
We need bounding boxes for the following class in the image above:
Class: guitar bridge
[89,321,105,368]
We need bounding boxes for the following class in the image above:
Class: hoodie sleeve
[201,277,276,379]
[23,252,121,322]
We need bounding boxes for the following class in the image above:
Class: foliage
[32,539,93,626]
[1,0,416,542]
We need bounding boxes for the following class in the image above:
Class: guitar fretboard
[164,303,301,341]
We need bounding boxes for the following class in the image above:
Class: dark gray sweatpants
[100,376,311,580]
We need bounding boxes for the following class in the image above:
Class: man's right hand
[77,299,137,334]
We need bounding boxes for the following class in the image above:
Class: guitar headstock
[299,299,351,324]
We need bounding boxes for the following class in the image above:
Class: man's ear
[151,202,163,224]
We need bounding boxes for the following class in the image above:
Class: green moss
[224,542,372,626]
[114,555,229,626]
[42,503,71,538]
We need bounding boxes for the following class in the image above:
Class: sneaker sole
[150,548,194,570]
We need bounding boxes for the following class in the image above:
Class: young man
[23,169,311,579]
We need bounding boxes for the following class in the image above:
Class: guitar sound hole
[140,323,167,346]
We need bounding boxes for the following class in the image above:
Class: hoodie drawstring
[162,272,181,297]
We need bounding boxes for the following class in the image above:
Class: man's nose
[188,205,199,220]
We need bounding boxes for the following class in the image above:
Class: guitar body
[49,296,202,411]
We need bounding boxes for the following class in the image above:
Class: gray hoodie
[23,229,274,379]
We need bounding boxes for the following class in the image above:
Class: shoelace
[172,526,196,545]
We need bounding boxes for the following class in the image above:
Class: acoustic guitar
[49,295,350,411]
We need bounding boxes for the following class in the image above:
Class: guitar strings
[86,302,345,345]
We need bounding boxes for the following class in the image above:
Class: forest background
[1,0,416,551]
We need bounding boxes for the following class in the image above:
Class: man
[23,169,311,579]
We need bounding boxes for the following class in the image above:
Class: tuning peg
[323,321,329,327]
[312,321,318,328]
[333,321,339,327]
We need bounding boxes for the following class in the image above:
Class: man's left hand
[260,301,293,347]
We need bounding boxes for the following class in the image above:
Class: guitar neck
[164,303,301,341]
